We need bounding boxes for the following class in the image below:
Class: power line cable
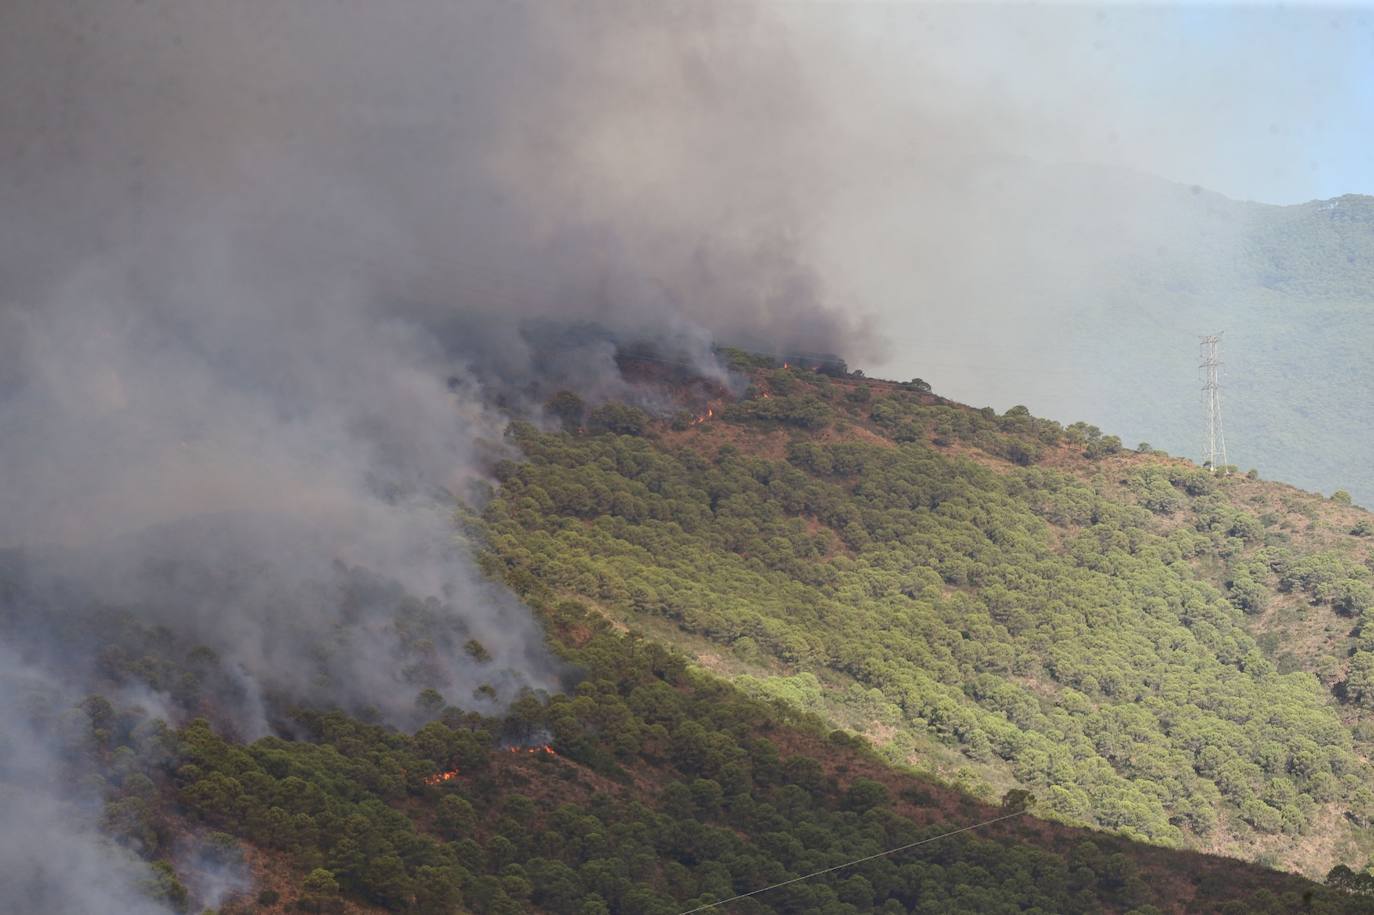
[673,808,1029,915]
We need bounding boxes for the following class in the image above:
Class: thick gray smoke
[0,2,885,909]
[9,1,1357,909]
[0,647,176,915]
[0,0,881,716]
[0,1,875,366]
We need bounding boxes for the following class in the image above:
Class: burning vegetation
[423,769,461,785]
[690,404,719,425]
[410,745,559,789]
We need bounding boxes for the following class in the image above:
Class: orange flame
[507,744,557,756]
[424,769,461,785]
[690,403,719,425]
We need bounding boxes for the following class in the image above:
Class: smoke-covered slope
[6,355,1374,913]
[1079,187,1374,508]
[3,509,1370,915]
[0,4,876,902]
[2,2,1372,910]
[881,165,1374,506]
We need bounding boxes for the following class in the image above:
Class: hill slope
[482,356,1374,877]
[1083,189,1374,508]
[52,606,1374,915]
[6,356,1374,913]
[869,167,1374,506]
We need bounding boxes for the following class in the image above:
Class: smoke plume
[0,2,890,907]
[5,1,1365,909]
[0,2,903,905]
[0,0,888,719]
[0,647,177,915]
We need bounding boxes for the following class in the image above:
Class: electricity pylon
[1200,334,1227,473]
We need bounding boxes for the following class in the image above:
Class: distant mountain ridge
[875,167,1374,505]
[1088,185,1373,506]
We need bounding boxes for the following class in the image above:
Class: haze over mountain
[2,1,1373,911]
[853,165,1374,506]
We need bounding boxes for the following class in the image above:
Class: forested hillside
[12,563,1374,915]
[7,3,1371,912]
[8,355,1374,913]
[481,354,1374,878]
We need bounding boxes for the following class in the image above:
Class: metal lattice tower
[1200,334,1227,472]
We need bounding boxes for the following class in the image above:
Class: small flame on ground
[507,744,557,756]
[424,769,461,785]
[690,404,719,425]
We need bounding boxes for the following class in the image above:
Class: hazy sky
[1,0,1367,453]
[769,2,1374,415]
[0,5,1368,908]
[1152,4,1374,203]
[838,3,1374,206]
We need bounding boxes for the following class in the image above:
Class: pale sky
[833,3,1374,205]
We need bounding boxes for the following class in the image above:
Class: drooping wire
[674,808,1030,914]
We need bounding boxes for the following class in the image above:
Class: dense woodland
[36,600,1374,914]
[481,356,1374,875]
[8,357,1374,912]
